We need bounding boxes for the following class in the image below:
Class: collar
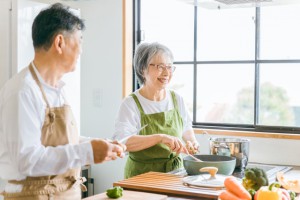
[31,62,66,89]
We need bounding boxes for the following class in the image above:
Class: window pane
[140,0,194,61]
[196,64,254,124]
[169,64,194,117]
[197,7,255,61]
[260,5,300,60]
[259,64,300,127]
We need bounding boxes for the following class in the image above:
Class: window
[135,0,300,133]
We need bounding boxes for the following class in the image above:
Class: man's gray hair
[134,42,174,85]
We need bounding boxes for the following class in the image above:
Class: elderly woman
[114,42,199,178]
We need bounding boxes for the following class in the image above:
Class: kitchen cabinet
[81,165,95,198]
[0,1,11,89]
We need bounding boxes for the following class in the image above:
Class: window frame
[131,0,300,135]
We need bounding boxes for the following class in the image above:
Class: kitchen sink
[233,163,293,183]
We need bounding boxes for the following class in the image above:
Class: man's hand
[110,140,127,157]
[91,139,126,164]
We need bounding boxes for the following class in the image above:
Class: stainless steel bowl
[209,137,250,170]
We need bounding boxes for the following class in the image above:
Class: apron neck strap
[170,90,179,110]
[131,93,145,114]
[29,63,50,108]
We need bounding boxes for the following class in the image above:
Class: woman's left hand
[186,140,199,155]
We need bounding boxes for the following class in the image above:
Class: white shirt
[113,89,193,140]
[0,65,93,191]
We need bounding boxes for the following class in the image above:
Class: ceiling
[178,0,300,9]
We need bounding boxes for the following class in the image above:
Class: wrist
[156,134,164,144]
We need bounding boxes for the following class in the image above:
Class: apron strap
[70,176,87,192]
[165,153,182,172]
[29,63,51,108]
[7,176,87,191]
[131,93,145,114]
[170,90,179,110]
[129,153,181,172]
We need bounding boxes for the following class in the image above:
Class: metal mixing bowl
[210,137,250,170]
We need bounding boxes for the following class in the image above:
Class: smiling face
[143,52,173,91]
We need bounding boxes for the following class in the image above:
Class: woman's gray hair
[134,42,174,85]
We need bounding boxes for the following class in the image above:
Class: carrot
[219,190,242,200]
[224,176,252,200]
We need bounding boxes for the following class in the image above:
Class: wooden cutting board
[82,190,168,200]
[113,172,222,199]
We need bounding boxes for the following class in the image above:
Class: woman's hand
[160,134,189,154]
[185,140,199,155]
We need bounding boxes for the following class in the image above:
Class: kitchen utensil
[119,124,148,143]
[183,166,242,198]
[182,167,228,189]
[112,124,148,144]
[210,137,250,170]
[183,154,236,175]
[114,171,222,199]
[187,153,203,162]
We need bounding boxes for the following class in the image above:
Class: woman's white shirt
[113,89,193,140]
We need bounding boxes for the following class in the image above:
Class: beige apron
[2,64,86,200]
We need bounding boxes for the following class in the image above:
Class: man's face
[61,30,83,73]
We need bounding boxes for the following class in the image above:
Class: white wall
[74,0,126,195]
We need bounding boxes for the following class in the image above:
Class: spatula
[187,153,203,162]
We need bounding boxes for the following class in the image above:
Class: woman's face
[144,53,173,90]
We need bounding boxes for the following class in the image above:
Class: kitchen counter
[83,164,300,200]
[82,190,168,200]
[82,190,211,200]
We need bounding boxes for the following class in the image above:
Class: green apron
[124,90,184,178]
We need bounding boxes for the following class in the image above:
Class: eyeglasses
[149,64,176,73]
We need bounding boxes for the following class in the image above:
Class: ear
[53,34,65,54]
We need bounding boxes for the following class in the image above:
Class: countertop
[83,163,300,200]
[82,190,212,200]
